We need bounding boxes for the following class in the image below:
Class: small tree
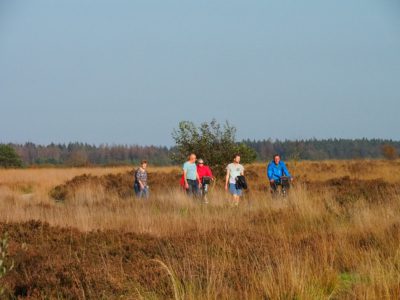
[0,145,23,168]
[171,120,256,176]
[382,144,398,160]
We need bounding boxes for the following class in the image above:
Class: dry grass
[0,165,176,196]
[0,160,399,298]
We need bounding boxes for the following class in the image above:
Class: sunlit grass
[0,160,399,298]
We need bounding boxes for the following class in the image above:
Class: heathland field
[0,160,400,299]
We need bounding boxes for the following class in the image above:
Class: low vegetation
[0,160,399,298]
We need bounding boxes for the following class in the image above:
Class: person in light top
[225,154,244,204]
[182,153,201,196]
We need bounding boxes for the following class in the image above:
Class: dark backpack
[235,175,248,190]
[202,176,212,185]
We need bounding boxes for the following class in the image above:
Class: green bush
[171,120,256,176]
[0,144,23,168]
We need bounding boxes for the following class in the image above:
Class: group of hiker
[180,154,213,199]
[133,153,293,202]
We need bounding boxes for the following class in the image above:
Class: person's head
[140,160,147,169]
[188,153,196,163]
[233,154,241,163]
[197,158,204,166]
[273,154,280,165]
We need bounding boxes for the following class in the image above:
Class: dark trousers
[270,179,290,192]
[270,181,280,193]
[186,179,199,196]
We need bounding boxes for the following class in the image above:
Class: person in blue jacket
[267,154,293,193]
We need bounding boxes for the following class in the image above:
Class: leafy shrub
[0,145,23,168]
[171,120,256,176]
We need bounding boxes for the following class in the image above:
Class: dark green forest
[244,138,399,161]
[2,139,399,167]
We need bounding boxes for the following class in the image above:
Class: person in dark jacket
[267,154,292,193]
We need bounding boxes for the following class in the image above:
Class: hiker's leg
[229,184,241,205]
[142,187,149,199]
[193,180,200,197]
[187,180,197,197]
[134,183,141,197]
[270,181,278,194]
[187,180,193,195]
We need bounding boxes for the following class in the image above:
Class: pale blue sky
[1,0,399,145]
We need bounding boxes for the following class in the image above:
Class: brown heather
[0,160,399,299]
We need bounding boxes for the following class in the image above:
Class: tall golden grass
[0,160,399,298]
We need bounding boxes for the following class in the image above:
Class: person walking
[267,154,292,195]
[197,158,214,202]
[182,153,201,196]
[225,154,244,205]
[134,160,149,199]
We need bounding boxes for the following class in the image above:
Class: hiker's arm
[138,179,144,188]
[196,171,202,187]
[183,169,189,188]
[225,169,230,190]
[135,171,143,188]
[267,164,274,182]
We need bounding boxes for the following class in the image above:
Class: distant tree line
[243,138,400,161]
[1,138,399,168]
[8,142,171,167]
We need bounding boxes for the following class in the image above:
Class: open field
[0,160,400,299]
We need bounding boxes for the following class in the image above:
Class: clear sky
[1,0,399,146]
